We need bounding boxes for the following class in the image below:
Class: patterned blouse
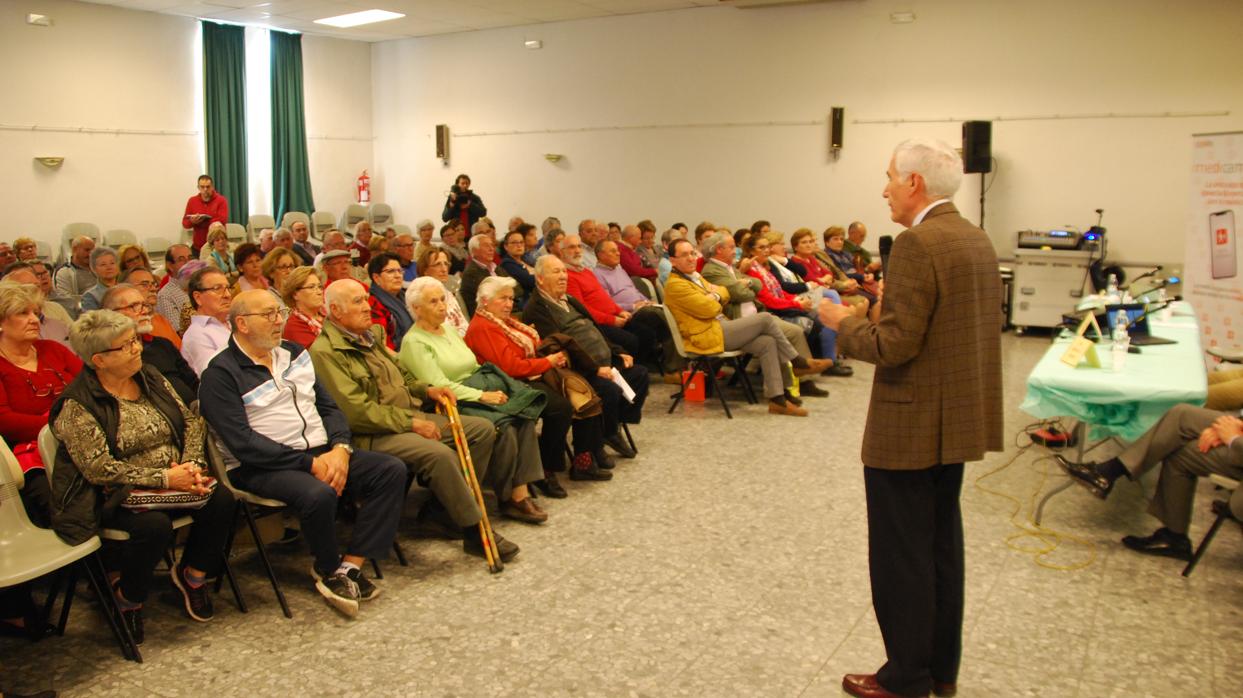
[52,376,205,489]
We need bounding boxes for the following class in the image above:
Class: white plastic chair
[60,223,100,265]
[247,214,277,240]
[338,204,368,233]
[2,434,140,661]
[280,211,310,234]
[36,241,53,262]
[368,203,393,228]
[311,211,336,237]
[660,304,756,419]
[225,223,248,244]
[389,223,412,238]
[101,229,137,248]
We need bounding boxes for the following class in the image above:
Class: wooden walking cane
[437,397,503,573]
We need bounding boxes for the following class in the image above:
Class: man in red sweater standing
[181,175,228,256]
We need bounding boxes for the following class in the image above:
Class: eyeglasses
[427,261,449,269]
[96,336,143,356]
[112,301,153,314]
[298,283,322,292]
[273,263,296,272]
[240,307,291,322]
[199,284,230,295]
[379,267,404,276]
[392,242,414,248]
[23,367,71,399]
[131,280,156,289]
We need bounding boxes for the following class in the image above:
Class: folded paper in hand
[610,367,636,403]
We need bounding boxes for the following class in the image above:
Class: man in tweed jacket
[821,139,1003,698]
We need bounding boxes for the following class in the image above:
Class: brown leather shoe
[932,681,957,697]
[792,358,833,377]
[767,400,808,417]
[501,498,548,524]
[842,674,928,698]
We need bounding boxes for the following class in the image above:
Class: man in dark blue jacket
[199,290,406,618]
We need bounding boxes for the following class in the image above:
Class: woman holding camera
[440,174,487,240]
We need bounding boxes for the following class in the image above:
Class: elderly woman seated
[465,277,613,496]
[367,253,414,349]
[117,244,152,274]
[50,310,235,643]
[399,277,549,524]
[820,226,877,306]
[260,247,299,308]
[499,229,537,302]
[201,223,238,277]
[742,234,850,376]
[414,246,469,336]
[230,243,269,294]
[80,246,121,312]
[281,266,325,348]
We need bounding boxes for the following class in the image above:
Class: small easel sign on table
[1060,313,1102,368]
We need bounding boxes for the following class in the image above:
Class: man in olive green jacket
[309,280,519,562]
[699,232,827,397]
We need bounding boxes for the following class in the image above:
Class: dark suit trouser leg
[598,324,640,357]
[865,463,964,697]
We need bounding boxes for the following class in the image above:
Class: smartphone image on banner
[1210,209,1237,280]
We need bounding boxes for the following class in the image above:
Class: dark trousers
[19,469,51,529]
[528,382,604,471]
[102,486,236,604]
[232,449,406,577]
[864,463,964,697]
[599,324,639,358]
[587,363,649,434]
[624,307,671,367]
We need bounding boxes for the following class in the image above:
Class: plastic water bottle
[1105,274,1120,304]
[1111,310,1130,371]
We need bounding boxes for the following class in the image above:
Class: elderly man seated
[290,220,318,265]
[1057,404,1243,561]
[698,234,831,397]
[562,237,668,368]
[102,284,199,406]
[664,239,830,417]
[461,234,515,317]
[180,267,233,376]
[309,280,518,561]
[2,262,71,346]
[617,224,657,279]
[200,290,407,617]
[523,255,648,457]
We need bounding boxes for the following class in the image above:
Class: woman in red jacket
[743,235,844,371]
[465,276,611,496]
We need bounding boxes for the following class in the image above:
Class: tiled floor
[3,333,1241,696]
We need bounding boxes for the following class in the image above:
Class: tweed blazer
[836,203,1003,470]
[663,272,730,354]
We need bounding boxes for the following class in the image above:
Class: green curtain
[202,21,248,225]
[271,30,314,222]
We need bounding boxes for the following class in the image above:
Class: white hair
[467,234,493,253]
[893,139,963,199]
[471,219,493,235]
[533,254,562,277]
[476,275,517,305]
[405,276,445,311]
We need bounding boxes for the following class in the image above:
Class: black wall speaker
[962,120,992,173]
[830,107,844,150]
[435,124,449,160]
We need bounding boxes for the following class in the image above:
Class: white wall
[0,0,371,253]
[0,0,201,252]
[371,0,1243,265]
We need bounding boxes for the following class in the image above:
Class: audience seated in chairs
[350,221,373,268]
[466,276,614,491]
[663,239,830,417]
[367,253,414,350]
[156,258,204,334]
[698,234,833,397]
[281,266,326,349]
[635,220,661,271]
[0,281,83,528]
[79,246,121,312]
[199,290,407,617]
[440,223,469,275]
[618,224,657,279]
[290,220,319,266]
[460,234,512,317]
[160,243,193,289]
[844,221,883,275]
[54,235,97,319]
[390,234,419,283]
[309,280,519,562]
[822,226,878,306]
[51,309,235,641]
[13,259,74,330]
[1057,404,1243,561]
[742,234,851,378]
[180,267,233,376]
[102,284,198,406]
[415,246,469,337]
[3,264,71,346]
[556,234,657,366]
[117,244,152,274]
[523,255,648,457]
[400,277,549,526]
[590,238,674,368]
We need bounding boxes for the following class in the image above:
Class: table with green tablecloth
[1020,301,1207,521]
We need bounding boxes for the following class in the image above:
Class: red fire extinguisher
[357,170,371,204]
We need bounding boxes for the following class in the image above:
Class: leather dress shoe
[569,464,613,481]
[593,450,616,470]
[822,363,854,377]
[500,498,548,524]
[1121,527,1192,560]
[604,433,636,458]
[933,682,957,697]
[768,400,808,417]
[463,529,520,562]
[792,358,833,377]
[842,674,927,698]
[533,473,568,498]
[1054,455,1114,499]
[798,381,830,397]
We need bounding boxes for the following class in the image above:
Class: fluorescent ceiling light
[314,9,404,28]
